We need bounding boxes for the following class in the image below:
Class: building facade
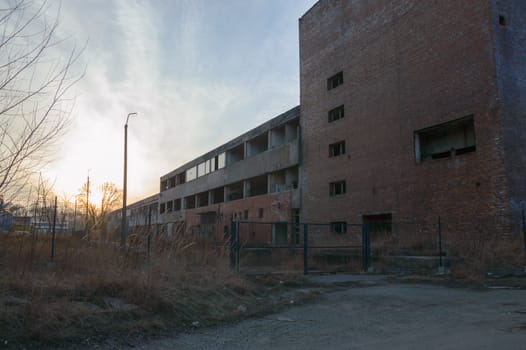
[299,0,526,233]
[155,107,300,242]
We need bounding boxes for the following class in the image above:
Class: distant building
[0,209,13,232]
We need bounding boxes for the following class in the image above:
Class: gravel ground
[125,279,526,350]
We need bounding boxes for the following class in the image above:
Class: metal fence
[230,220,370,274]
[229,211,526,274]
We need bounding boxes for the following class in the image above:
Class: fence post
[303,224,309,275]
[147,206,152,260]
[438,216,443,268]
[236,221,241,272]
[522,208,526,262]
[229,219,236,270]
[50,196,57,262]
[362,223,370,271]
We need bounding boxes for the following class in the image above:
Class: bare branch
[0,0,84,201]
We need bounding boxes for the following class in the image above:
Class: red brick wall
[181,192,293,243]
[299,0,509,227]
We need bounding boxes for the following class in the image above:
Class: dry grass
[0,232,256,347]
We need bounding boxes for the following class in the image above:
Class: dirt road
[127,276,526,350]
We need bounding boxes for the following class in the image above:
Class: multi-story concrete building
[157,107,300,243]
[299,0,525,233]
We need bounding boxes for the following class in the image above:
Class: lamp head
[125,112,138,125]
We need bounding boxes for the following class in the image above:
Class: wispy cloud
[43,0,316,202]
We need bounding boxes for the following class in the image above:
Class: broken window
[330,221,347,234]
[329,141,346,157]
[327,71,343,90]
[329,180,346,196]
[414,115,476,163]
[328,105,344,122]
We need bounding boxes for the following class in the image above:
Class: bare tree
[77,181,122,239]
[0,0,83,202]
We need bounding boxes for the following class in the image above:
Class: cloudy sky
[40,0,316,203]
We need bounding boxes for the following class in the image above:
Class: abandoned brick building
[300,0,525,236]
[112,0,525,245]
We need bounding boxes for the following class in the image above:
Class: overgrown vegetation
[0,233,313,348]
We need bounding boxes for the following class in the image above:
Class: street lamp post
[121,112,137,250]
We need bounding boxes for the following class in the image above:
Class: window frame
[328,105,345,122]
[329,180,346,196]
[330,221,347,234]
[327,71,344,90]
[329,140,346,157]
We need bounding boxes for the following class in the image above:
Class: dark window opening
[173,198,181,211]
[329,140,346,157]
[330,180,346,196]
[243,210,249,220]
[160,180,168,191]
[363,214,392,236]
[197,191,209,208]
[258,208,264,218]
[184,196,196,209]
[499,15,506,26]
[247,133,268,157]
[415,115,476,163]
[328,105,344,122]
[160,203,166,214]
[176,172,186,185]
[331,221,347,234]
[166,201,173,212]
[246,175,268,197]
[212,187,225,204]
[227,144,244,165]
[327,71,343,90]
[227,182,244,201]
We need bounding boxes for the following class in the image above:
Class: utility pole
[85,170,90,240]
[121,112,138,250]
[73,198,77,232]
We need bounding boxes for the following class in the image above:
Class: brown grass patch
[0,233,256,347]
